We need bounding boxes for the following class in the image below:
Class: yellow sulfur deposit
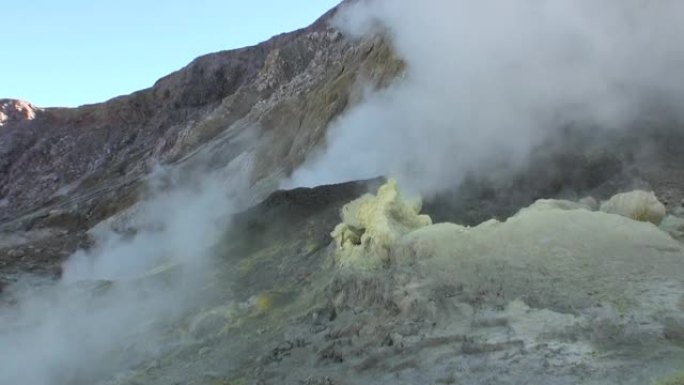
[599,190,666,225]
[251,293,274,314]
[652,371,684,385]
[331,179,432,269]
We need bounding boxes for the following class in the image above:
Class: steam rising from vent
[0,164,245,385]
[285,0,684,194]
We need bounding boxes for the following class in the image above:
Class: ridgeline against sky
[2,0,339,107]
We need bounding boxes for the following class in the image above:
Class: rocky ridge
[0,3,402,229]
[0,2,404,281]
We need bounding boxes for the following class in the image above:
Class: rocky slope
[5,179,683,385]
[0,3,401,228]
[0,99,40,126]
[0,2,404,281]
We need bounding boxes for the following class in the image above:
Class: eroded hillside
[0,3,404,281]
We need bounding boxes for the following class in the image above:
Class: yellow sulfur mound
[393,195,683,311]
[331,179,432,269]
[599,190,666,225]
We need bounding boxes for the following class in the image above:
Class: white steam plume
[285,0,684,194]
[0,157,251,385]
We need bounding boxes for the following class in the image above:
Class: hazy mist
[0,163,246,385]
[286,0,684,194]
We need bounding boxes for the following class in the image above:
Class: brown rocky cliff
[0,4,404,231]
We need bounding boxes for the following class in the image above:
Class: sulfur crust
[599,190,666,225]
[331,179,432,269]
[331,181,683,314]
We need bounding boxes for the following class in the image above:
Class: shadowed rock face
[0,3,404,231]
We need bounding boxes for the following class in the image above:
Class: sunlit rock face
[0,99,39,126]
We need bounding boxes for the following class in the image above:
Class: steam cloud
[0,163,247,385]
[286,0,684,194]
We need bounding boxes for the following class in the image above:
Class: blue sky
[3,1,340,107]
